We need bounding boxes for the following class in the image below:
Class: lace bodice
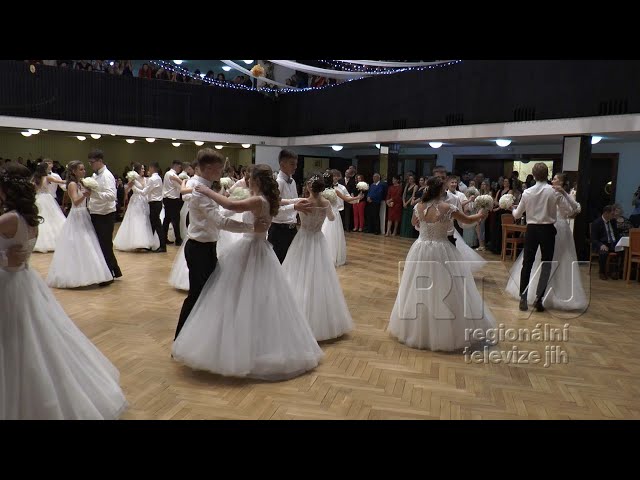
[0,211,37,271]
[414,201,457,242]
[557,199,581,220]
[36,179,50,194]
[70,182,88,210]
[242,196,272,238]
[300,206,329,232]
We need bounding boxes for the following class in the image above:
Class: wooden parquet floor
[28,232,640,420]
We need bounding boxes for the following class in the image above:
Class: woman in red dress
[385,175,403,236]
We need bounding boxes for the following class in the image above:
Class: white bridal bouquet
[465,186,479,198]
[356,181,369,191]
[126,170,139,182]
[499,193,514,210]
[474,194,493,210]
[321,188,337,203]
[179,172,190,180]
[81,177,99,191]
[220,177,234,189]
[230,187,250,200]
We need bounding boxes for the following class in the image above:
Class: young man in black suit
[591,205,623,280]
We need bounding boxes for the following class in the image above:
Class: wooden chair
[626,228,640,283]
[588,222,618,275]
[502,214,525,261]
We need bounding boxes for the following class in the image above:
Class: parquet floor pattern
[28,231,640,420]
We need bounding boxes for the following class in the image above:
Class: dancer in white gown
[505,173,587,310]
[168,167,199,291]
[172,164,323,380]
[388,176,495,351]
[217,166,250,258]
[321,171,362,267]
[47,161,113,288]
[283,173,354,341]
[32,163,66,253]
[0,163,127,419]
[113,163,160,251]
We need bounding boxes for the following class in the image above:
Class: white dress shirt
[444,190,462,235]
[273,171,298,225]
[163,169,181,199]
[144,173,164,202]
[334,183,349,211]
[187,175,253,243]
[180,176,198,203]
[88,166,117,215]
[513,181,579,224]
[458,181,468,193]
[48,172,62,196]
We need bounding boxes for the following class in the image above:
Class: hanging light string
[319,60,462,73]
[149,60,462,94]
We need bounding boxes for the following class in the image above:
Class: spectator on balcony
[216,73,226,83]
[121,60,133,77]
[138,63,153,79]
[155,67,169,81]
[193,69,203,85]
[243,76,253,88]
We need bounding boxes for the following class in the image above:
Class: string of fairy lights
[150,60,463,94]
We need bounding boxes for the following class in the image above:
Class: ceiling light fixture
[331,145,343,151]
[428,141,443,148]
[77,135,86,141]
[242,144,251,148]
[126,139,135,144]
[194,141,204,146]
[145,138,155,143]
[172,142,181,147]
[90,134,101,139]
[496,139,512,147]
[591,135,602,145]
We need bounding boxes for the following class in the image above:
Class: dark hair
[307,173,326,194]
[172,160,182,167]
[603,205,615,215]
[278,149,298,163]
[554,172,570,192]
[32,163,48,187]
[190,160,198,171]
[0,162,42,227]
[131,162,143,175]
[149,161,161,173]
[432,165,447,173]
[197,148,224,168]
[88,149,104,161]
[66,160,84,189]
[330,169,342,179]
[422,176,445,203]
[251,164,280,217]
[532,162,548,182]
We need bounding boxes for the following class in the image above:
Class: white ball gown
[47,184,113,288]
[113,178,160,251]
[283,205,353,341]
[505,202,587,310]
[216,207,245,258]
[321,191,347,267]
[172,196,323,380]
[0,211,127,419]
[388,202,496,351]
[33,181,66,253]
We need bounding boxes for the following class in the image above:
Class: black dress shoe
[166,240,174,245]
[99,280,114,287]
[534,298,545,312]
[112,268,123,279]
[519,298,528,311]
[175,240,183,247]
[154,247,167,253]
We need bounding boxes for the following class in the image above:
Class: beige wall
[0,131,254,177]
[302,156,330,178]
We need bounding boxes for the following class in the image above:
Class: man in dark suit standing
[365,172,386,235]
[343,166,357,231]
[591,205,623,280]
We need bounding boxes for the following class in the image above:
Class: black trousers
[149,201,165,249]
[343,203,352,231]
[268,223,297,263]
[175,239,217,339]
[598,242,623,274]
[520,224,557,299]
[91,212,121,277]
[365,201,381,234]
[162,197,183,243]
[448,235,456,246]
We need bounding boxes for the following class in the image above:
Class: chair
[588,222,618,275]
[626,228,640,283]
[501,214,525,261]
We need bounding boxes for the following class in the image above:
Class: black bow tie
[286,178,293,185]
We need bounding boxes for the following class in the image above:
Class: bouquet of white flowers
[356,181,369,191]
[81,177,99,191]
[126,170,139,182]
[179,172,190,180]
[465,186,479,198]
[498,193,514,210]
[220,177,234,189]
[230,187,250,200]
[474,194,493,210]
[321,188,337,204]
